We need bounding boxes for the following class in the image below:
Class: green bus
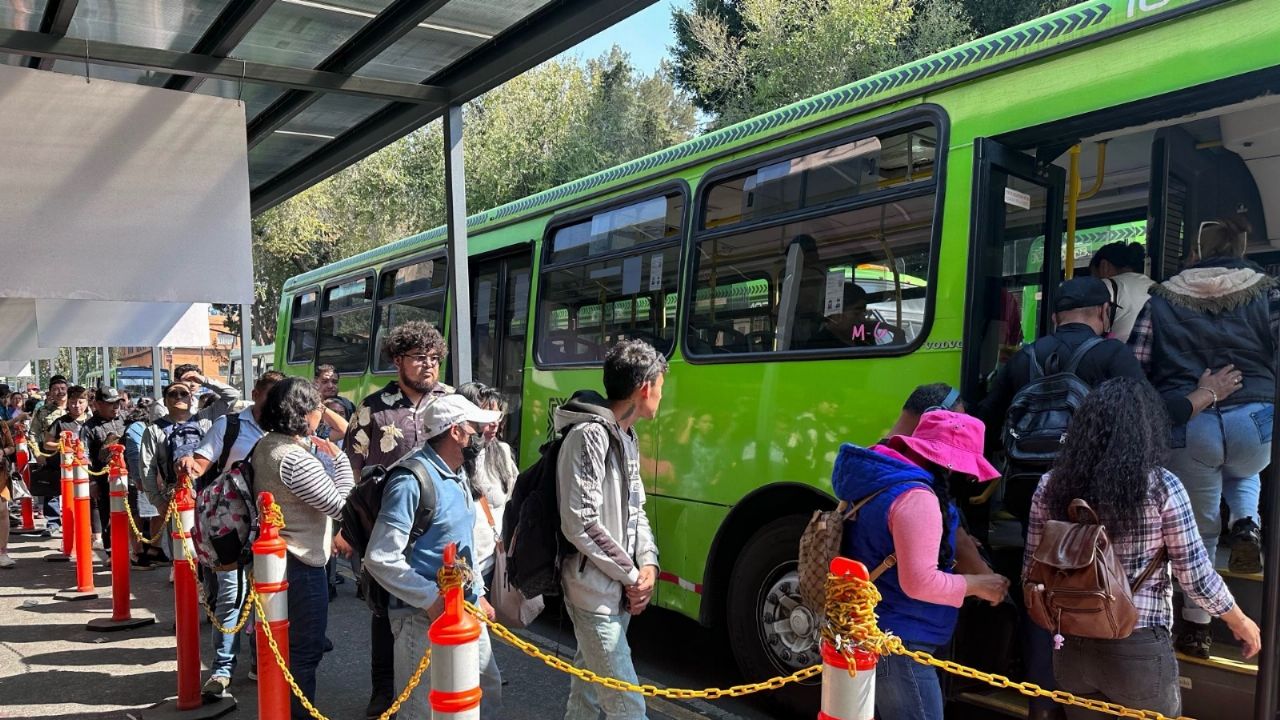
[279,1,1280,714]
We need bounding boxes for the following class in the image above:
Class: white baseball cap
[422,395,502,440]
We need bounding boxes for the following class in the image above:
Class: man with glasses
[342,320,452,720]
[28,376,69,527]
[173,363,240,424]
[139,381,217,563]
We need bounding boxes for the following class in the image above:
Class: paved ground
[0,529,783,720]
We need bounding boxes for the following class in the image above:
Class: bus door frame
[467,243,535,456]
[962,137,1066,402]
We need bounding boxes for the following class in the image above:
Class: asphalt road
[0,529,786,720]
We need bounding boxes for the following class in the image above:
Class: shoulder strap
[396,454,439,540]
[844,485,904,583]
[216,415,241,472]
[1063,336,1105,375]
[479,496,496,529]
[1025,342,1046,381]
[843,485,893,520]
[1132,546,1168,591]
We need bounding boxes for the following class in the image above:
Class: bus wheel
[726,515,820,715]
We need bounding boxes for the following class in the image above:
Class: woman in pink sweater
[833,410,1009,720]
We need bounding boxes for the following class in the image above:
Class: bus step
[952,688,1028,718]
[1178,648,1257,719]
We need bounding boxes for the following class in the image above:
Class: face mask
[461,432,483,463]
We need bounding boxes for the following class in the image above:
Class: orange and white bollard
[141,480,234,719]
[818,557,876,720]
[55,439,97,601]
[46,431,76,562]
[12,424,38,535]
[254,491,291,720]
[429,542,483,719]
[87,444,155,631]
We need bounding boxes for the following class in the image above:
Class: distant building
[117,313,239,383]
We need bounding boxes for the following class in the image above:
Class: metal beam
[163,0,276,93]
[0,29,447,104]
[250,0,656,214]
[247,0,452,149]
[26,0,78,71]
[444,105,472,386]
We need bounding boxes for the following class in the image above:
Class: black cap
[95,386,123,403]
[1054,277,1113,312]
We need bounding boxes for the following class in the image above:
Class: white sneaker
[0,554,13,569]
[92,537,105,550]
[168,567,175,584]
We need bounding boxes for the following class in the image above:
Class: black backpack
[340,454,437,616]
[501,435,574,600]
[1003,336,1104,468]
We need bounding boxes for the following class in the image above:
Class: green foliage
[249,50,696,343]
[673,0,974,125]
[962,0,1079,37]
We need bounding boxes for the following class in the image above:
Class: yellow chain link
[27,441,58,459]
[120,492,176,546]
[475,604,820,698]
[252,593,431,720]
[822,570,1196,720]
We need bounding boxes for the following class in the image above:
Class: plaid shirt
[1024,468,1234,631]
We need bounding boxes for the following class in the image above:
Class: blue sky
[556,1,688,74]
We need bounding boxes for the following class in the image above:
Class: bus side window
[372,257,448,372]
[317,275,375,375]
[536,192,684,365]
[689,122,939,357]
[287,290,319,364]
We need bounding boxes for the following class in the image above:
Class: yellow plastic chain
[821,570,1197,720]
[476,604,820,698]
[120,493,176,546]
[253,593,431,720]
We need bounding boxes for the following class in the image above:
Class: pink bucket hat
[887,410,1001,482]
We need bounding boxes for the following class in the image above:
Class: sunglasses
[166,390,192,400]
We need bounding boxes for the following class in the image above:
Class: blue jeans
[875,641,943,720]
[1166,402,1272,621]
[565,604,647,720]
[286,556,330,720]
[390,610,502,720]
[210,569,246,678]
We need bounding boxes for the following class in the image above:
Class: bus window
[373,257,448,372]
[703,126,936,229]
[287,290,319,364]
[536,192,684,364]
[688,190,936,356]
[317,275,375,374]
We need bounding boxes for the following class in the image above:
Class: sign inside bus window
[1128,0,1170,17]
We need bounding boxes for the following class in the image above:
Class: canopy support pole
[101,346,110,390]
[444,103,472,387]
[151,348,162,399]
[239,304,253,400]
[70,349,78,385]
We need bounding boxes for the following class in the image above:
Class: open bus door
[963,137,1066,403]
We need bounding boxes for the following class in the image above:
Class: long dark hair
[1043,378,1169,540]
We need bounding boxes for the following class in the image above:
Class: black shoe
[323,637,334,653]
[1176,621,1212,659]
[1229,518,1263,574]
[328,583,338,602]
[365,695,393,720]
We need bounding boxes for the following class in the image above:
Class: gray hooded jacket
[555,391,659,615]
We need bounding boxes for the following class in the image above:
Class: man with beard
[342,320,452,720]
[82,387,127,549]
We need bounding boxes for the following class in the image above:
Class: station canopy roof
[0,0,655,215]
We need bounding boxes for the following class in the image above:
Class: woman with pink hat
[833,409,1010,720]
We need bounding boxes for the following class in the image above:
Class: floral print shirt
[343,380,453,479]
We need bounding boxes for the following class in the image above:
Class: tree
[962,0,1078,37]
[672,0,974,125]
[247,50,697,343]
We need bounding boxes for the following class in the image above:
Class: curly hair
[382,320,447,361]
[1043,378,1169,541]
[260,377,322,436]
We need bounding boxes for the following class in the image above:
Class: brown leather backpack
[1024,499,1166,641]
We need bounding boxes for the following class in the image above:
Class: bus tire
[726,515,820,717]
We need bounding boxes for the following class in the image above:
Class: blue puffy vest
[832,443,959,647]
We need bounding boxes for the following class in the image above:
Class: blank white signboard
[0,63,253,304]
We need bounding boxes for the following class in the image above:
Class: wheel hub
[760,570,820,670]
